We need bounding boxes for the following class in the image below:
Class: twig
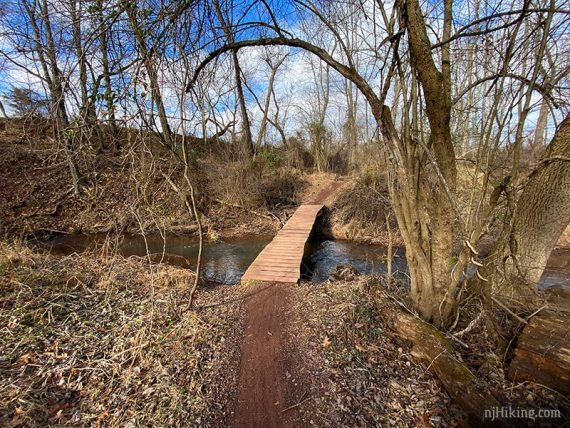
[491,296,528,324]
[526,304,547,322]
[112,341,150,358]
[281,392,311,413]
[447,334,470,348]
[454,310,485,338]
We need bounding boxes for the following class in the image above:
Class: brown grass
[207,159,307,210]
[329,170,401,244]
[0,241,243,427]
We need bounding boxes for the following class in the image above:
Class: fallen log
[377,296,505,426]
[508,309,570,395]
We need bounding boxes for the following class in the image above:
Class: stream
[33,233,570,292]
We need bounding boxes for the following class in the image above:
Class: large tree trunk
[483,114,570,308]
[388,164,459,326]
[383,0,460,327]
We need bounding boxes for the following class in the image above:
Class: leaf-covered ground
[286,278,466,427]
[2,241,568,427]
[287,277,569,427]
[0,242,244,427]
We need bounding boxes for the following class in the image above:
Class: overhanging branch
[185,37,384,121]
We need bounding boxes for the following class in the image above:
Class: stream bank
[3,231,569,427]
[32,232,570,294]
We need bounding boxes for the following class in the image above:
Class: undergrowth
[294,276,569,427]
[207,159,307,210]
[330,169,400,244]
[0,242,240,427]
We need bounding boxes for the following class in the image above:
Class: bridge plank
[240,203,323,284]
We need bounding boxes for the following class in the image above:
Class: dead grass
[328,170,401,245]
[0,133,312,239]
[0,241,244,427]
[297,172,339,203]
[207,159,307,210]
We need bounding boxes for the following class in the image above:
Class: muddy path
[230,181,344,427]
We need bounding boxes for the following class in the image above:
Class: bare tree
[122,0,174,147]
[189,0,570,326]
[255,50,287,149]
[19,0,81,194]
[212,0,254,157]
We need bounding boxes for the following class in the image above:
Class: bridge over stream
[240,203,324,284]
[240,180,347,285]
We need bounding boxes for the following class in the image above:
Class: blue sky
[0,0,566,145]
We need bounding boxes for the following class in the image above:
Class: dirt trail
[230,180,344,427]
[231,283,297,427]
[306,178,346,205]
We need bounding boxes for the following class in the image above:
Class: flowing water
[35,233,269,284]
[301,239,408,283]
[33,233,570,291]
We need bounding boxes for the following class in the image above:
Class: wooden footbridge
[241,204,324,284]
[240,181,345,284]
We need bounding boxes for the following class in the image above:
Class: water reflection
[33,233,570,290]
[36,234,270,284]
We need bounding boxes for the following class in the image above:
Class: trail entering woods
[230,180,344,427]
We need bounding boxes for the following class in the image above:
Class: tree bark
[508,309,570,394]
[406,0,456,186]
[483,114,570,307]
[398,0,460,326]
[533,99,549,147]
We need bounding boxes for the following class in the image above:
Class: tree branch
[186,37,384,122]
[453,73,558,108]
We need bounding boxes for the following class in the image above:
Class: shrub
[256,150,282,169]
[207,160,306,210]
[331,169,399,242]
